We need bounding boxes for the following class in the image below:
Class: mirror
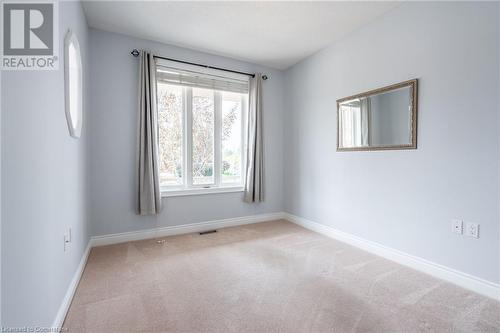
[337,79,417,151]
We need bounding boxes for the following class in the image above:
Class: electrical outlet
[451,219,463,235]
[64,227,72,252]
[64,233,69,252]
[465,222,479,238]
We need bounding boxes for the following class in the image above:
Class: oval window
[64,30,83,138]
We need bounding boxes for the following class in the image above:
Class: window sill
[161,186,244,198]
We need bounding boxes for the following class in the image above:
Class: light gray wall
[88,29,284,236]
[283,2,500,284]
[1,1,90,327]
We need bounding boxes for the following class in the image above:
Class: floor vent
[199,230,217,235]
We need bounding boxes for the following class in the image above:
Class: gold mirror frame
[336,79,418,152]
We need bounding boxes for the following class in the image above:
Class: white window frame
[156,61,248,197]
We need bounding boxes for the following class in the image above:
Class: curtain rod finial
[131,49,140,57]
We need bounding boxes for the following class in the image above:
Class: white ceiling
[82,1,398,70]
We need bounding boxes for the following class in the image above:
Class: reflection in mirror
[337,79,417,151]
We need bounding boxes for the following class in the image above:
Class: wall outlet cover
[465,222,479,238]
[64,228,72,252]
[451,219,463,235]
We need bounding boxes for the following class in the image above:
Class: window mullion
[214,91,222,187]
[185,87,193,188]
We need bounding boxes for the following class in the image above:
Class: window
[64,30,83,138]
[156,61,248,195]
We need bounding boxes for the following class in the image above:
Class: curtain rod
[131,49,268,80]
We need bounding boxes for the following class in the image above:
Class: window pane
[157,83,183,186]
[221,92,243,185]
[68,43,79,126]
[67,40,82,132]
[192,88,215,185]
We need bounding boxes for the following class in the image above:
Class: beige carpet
[63,220,500,332]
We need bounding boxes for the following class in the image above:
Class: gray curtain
[244,74,264,203]
[136,50,161,215]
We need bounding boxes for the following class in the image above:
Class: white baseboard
[284,212,500,301]
[90,212,286,247]
[52,241,91,330]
